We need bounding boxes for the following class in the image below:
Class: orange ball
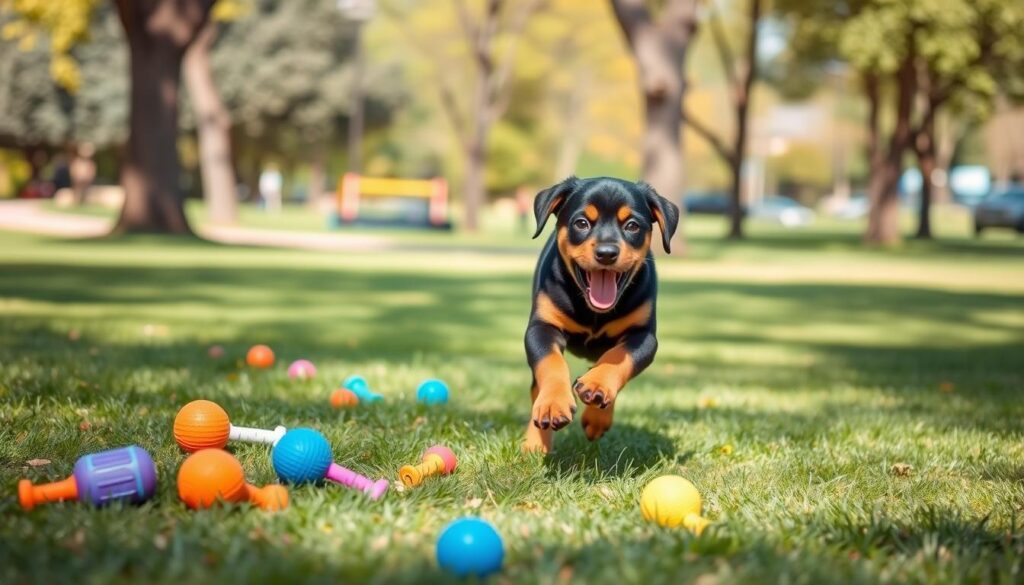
[330,388,360,409]
[177,449,248,509]
[174,400,230,452]
[246,344,275,369]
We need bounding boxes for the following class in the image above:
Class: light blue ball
[436,517,504,578]
[416,379,449,405]
[271,428,332,484]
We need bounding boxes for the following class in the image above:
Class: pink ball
[287,359,317,380]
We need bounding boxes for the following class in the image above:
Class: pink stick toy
[324,463,389,500]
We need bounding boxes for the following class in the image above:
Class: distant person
[259,165,283,213]
[70,144,96,205]
[516,185,532,234]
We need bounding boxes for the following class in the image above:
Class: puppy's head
[533,176,679,313]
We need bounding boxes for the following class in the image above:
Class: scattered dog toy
[287,359,317,380]
[640,475,709,534]
[342,375,383,402]
[246,344,275,368]
[177,449,288,511]
[416,379,449,405]
[19,445,157,511]
[399,445,457,487]
[330,388,360,409]
[436,517,504,577]
[173,399,286,452]
[272,428,388,499]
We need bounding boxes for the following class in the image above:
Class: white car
[749,196,816,227]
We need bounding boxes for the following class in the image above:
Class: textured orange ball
[330,388,360,409]
[177,449,288,511]
[246,344,275,368]
[178,449,247,509]
[174,400,230,452]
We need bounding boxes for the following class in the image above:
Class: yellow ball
[640,475,706,532]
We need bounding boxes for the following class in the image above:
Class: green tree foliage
[777,0,1024,244]
[211,0,403,175]
[0,7,126,150]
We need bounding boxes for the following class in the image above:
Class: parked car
[748,196,816,228]
[974,186,1024,235]
[683,192,746,216]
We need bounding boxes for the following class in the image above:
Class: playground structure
[335,173,451,229]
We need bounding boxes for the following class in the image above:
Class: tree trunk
[864,56,915,246]
[913,111,936,240]
[112,0,215,236]
[308,150,326,209]
[726,0,760,240]
[611,0,700,251]
[463,52,492,233]
[184,20,237,226]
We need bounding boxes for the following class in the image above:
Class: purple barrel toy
[18,445,158,510]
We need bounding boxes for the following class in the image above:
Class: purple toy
[19,445,157,510]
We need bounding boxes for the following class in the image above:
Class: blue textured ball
[416,379,449,405]
[436,517,504,578]
[271,428,333,484]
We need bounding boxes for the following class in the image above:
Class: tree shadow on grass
[540,422,678,482]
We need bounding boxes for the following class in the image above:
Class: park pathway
[0,199,396,252]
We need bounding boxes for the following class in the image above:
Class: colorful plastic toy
[173,399,287,452]
[399,445,457,487]
[330,388,360,409]
[271,428,388,499]
[342,375,383,402]
[436,517,504,577]
[19,445,157,511]
[287,359,317,380]
[177,449,288,511]
[246,344,275,368]
[640,475,709,534]
[416,379,449,405]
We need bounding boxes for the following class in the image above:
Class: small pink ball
[207,345,225,359]
[287,359,317,380]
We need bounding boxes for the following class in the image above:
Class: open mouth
[575,265,625,311]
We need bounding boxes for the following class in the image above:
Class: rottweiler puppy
[523,176,679,453]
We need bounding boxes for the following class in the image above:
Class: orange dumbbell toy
[177,449,288,511]
[246,344,275,368]
[399,445,457,487]
[173,400,287,452]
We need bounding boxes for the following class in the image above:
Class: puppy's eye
[573,218,591,231]
[623,220,640,233]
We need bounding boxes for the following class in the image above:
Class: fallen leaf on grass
[79,421,92,431]
[890,463,913,477]
[371,535,389,551]
[718,444,734,456]
[697,396,718,410]
[939,381,955,393]
[153,534,168,550]
[465,497,483,509]
[558,565,574,584]
[26,459,51,467]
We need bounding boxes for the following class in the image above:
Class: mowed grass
[0,224,1022,585]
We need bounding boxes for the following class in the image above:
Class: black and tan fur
[523,176,679,453]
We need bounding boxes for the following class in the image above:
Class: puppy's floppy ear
[639,182,680,252]
[532,176,579,239]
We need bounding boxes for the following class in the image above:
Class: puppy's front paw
[581,404,614,441]
[574,372,619,409]
[531,390,577,431]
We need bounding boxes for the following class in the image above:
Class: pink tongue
[587,270,618,310]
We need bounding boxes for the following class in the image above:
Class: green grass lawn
[1,227,1022,584]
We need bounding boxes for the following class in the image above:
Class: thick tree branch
[681,107,735,165]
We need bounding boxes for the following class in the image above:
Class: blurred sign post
[337,0,376,174]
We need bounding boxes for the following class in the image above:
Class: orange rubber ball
[330,388,360,409]
[246,344,275,369]
[177,449,248,509]
[173,400,230,452]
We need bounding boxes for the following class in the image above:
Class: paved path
[0,200,396,252]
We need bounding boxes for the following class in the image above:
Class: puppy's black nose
[595,244,619,265]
